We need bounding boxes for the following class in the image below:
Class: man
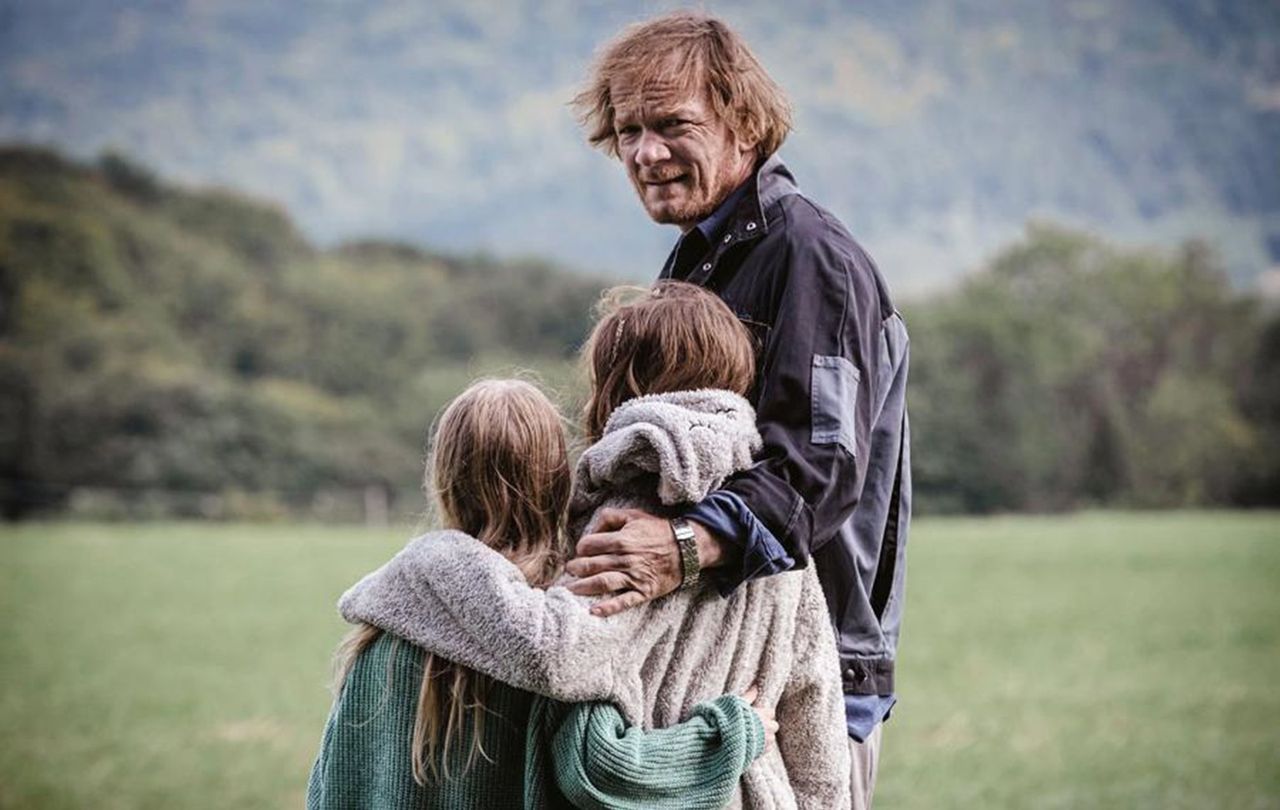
[563,12,910,808]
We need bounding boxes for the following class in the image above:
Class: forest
[2,145,1277,520]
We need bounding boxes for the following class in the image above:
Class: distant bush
[906,224,1278,513]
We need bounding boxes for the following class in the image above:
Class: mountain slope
[1,0,1276,291]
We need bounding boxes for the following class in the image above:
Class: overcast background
[2,0,1278,294]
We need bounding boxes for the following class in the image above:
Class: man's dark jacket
[660,155,911,696]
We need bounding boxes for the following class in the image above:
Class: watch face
[671,518,695,542]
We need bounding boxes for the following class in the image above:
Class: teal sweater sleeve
[533,696,765,810]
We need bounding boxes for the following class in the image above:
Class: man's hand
[565,507,735,617]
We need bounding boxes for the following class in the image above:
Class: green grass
[880,512,1280,809]
[0,522,409,810]
[1,513,1277,809]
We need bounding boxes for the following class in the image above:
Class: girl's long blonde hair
[334,379,571,784]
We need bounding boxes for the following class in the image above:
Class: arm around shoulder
[339,531,637,702]
[723,226,883,564]
[538,695,764,810]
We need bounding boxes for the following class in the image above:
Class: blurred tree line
[0,146,601,521]
[1,146,1276,521]
[905,224,1279,512]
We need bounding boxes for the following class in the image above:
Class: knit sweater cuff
[705,694,766,764]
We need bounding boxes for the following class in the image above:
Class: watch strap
[671,517,700,590]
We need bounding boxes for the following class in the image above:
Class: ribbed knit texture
[530,691,764,809]
[306,633,532,810]
[307,633,765,810]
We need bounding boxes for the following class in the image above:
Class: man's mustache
[638,168,686,184]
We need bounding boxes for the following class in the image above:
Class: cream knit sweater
[340,390,851,809]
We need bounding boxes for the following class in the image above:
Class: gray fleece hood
[570,388,760,533]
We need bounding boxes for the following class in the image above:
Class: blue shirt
[677,182,896,740]
[685,491,793,595]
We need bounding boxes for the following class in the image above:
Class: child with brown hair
[580,281,758,443]
[340,282,851,809]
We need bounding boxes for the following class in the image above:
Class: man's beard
[642,164,744,227]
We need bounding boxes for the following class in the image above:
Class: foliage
[905,224,1278,512]
[0,146,603,519]
[3,1,1278,287]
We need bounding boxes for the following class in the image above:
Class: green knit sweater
[306,633,764,810]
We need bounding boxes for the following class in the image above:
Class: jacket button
[702,262,712,271]
[745,221,757,231]
[723,234,733,244]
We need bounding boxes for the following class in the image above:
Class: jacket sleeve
[775,568,853,809]
[339,531,644,704]
[537,696,764,810]
[722,226,888,565]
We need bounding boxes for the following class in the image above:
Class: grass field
[1,512,1278,809]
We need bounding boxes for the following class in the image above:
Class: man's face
[611,82,756,231]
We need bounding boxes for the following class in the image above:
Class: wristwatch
[671,517,700,590]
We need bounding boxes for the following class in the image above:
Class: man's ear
[728,131,759,174]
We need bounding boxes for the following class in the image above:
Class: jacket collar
[660,154,799,283]
[719,152,798,242]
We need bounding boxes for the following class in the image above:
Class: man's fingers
[567,571,632,596]
[575,530,629,558]
[576,511,673,559]
[589,507,644,533]
[589,589,649,617]
[564,553,629,579]
[742,685,759,704]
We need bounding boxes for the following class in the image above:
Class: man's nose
[633,130,671,167]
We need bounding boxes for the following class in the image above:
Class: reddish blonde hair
[582,281,757,442]
[572,11,793,160]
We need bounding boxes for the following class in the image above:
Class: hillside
[1,0,1277,292]
[0,146,606,519]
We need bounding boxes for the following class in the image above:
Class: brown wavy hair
[335,379,571,784]
[582,281,757,443]
[572,11,793,161]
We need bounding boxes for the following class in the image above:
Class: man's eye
[661,118,689,131]
[617,124,640,137]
